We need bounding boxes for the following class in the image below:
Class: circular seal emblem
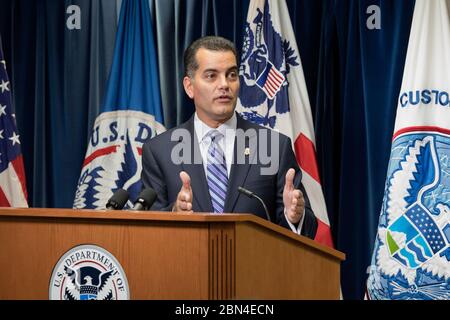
[49,244,130,300]
[73,110,165,210]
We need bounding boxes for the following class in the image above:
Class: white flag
[237,0,333,246]
[366,0,450,300]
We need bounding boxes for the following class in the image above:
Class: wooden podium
[0,208,344,299]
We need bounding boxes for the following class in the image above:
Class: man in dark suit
[141,36,317,238]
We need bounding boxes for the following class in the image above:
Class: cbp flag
[366,0,450,300]
[73,0,165,209]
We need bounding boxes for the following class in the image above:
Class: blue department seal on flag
[49,244,130,300]
[367,132,450,300]
[73,110,165,209]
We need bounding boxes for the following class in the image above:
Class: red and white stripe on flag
[257,62,286,99]
[237,0,334,247]
[0,39,28,208]
[0,156,28,207]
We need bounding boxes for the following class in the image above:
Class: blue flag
[74,0,165,209]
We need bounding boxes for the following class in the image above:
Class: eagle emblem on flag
[368,134,450,300]
[238,2,299,129]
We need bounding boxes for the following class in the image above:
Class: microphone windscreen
[136,188,157,208]
[106,188,129,210]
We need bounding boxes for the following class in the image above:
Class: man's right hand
[172,171,193,212]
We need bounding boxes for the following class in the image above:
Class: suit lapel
[224,116,257,213]
[179,117,213,213]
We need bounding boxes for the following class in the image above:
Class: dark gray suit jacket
[141,113,317,239]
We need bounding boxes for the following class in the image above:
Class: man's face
[183,48,240,127]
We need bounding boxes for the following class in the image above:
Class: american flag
[256,61,285,100]
[0,39,28,207]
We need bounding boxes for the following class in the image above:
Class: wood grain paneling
[209,224,235,299]
[0,218,210,299]
[0,209,344,299]
[235,222,340,299]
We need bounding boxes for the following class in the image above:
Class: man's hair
[183,36,238,78]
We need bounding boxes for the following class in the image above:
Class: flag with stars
[0,37,28,207]
[366,0,450,300]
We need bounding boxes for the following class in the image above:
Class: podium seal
[49,244,130,300]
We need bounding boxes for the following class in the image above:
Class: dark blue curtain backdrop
[0,0,118,207]
[0,0,416,299]
[314,0,416,299]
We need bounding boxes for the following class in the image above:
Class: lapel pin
[244,148,250,156]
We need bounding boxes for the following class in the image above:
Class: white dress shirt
[194,112,236,177]
[193,112,305,234]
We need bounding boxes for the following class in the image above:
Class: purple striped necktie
[206,130,228,213]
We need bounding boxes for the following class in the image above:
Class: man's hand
[173,171,193,212]
[283,168,305,224]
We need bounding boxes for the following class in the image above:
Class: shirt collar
[194,112,237,143]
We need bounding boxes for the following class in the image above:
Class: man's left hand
[283,168,305,224]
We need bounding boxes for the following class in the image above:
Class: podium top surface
[0,207,345,261]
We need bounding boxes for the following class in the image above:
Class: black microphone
[238,186,271,222]
[105,189,129,210]
[131,188,157,211]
